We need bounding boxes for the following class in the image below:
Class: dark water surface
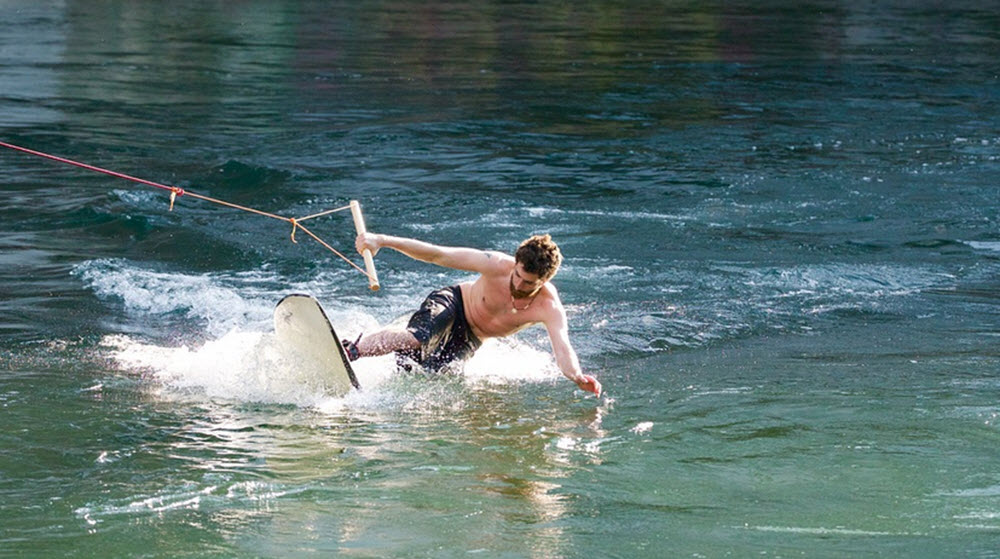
[2,1,999,557]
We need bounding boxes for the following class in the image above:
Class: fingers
[589,377,602,397]
[355,232,378,256]
[578,375,602,397]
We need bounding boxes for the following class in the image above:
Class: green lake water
[2,1,999,557]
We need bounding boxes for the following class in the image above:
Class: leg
[346,286,459,366]
[356,327,420,358]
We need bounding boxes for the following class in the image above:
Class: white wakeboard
[274,294,360,397]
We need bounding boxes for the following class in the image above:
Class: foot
[341,333,362,361]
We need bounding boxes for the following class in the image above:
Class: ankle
[342,333,363,361]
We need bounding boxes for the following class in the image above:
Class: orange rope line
[295,223,375,280]
[296,204,352,222]
[184,190,291,222]
[0,140,370,282]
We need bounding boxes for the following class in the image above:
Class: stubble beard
[509,277,541,300]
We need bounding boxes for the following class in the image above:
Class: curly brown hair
[514,234,563,281]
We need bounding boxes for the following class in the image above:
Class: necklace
[511,291,539,313]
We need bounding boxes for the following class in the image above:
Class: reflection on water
[13,1,992,143]
[3,0,1000,557]
[70,363,615,556]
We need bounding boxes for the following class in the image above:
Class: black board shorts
[398,285,482,372]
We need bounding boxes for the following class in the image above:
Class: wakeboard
[274,294,360,397]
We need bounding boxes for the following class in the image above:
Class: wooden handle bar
[350,200,380,291]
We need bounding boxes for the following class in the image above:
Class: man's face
[510,263,544,299]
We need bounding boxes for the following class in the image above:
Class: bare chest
[463,278,546,339]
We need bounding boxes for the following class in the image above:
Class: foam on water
[77,480,307,524]
[464,338,560,384]
[589,259,958,355]
[965,241,1000,253]
[101,332,352,407]
[74,258,276,336]
[747,525,909,537]
[79,259,562,409]
[728,262,953,300]
[102,331,560,410]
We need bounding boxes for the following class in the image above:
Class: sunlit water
[2,1,999,557]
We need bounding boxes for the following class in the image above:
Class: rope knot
[168,187,185,211]
[289,218,298,243]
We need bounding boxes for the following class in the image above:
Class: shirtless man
[345,233,602,396]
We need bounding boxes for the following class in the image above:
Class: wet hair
[514,234,562,281]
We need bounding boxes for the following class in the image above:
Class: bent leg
[356,328,420,358]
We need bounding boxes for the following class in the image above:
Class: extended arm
[546,308,602,397]
[356,233,508,274]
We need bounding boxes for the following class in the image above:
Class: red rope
[1,141,182,193]
[0,140,373,282]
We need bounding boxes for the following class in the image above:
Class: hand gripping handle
[350,200,380,291]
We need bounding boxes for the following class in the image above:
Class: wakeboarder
[344,233,602,396]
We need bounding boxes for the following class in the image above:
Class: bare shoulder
[480,250,515,276]
[534,285,571,339]
[537,283,567,317]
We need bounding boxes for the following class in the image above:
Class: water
[2,1,999,557]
